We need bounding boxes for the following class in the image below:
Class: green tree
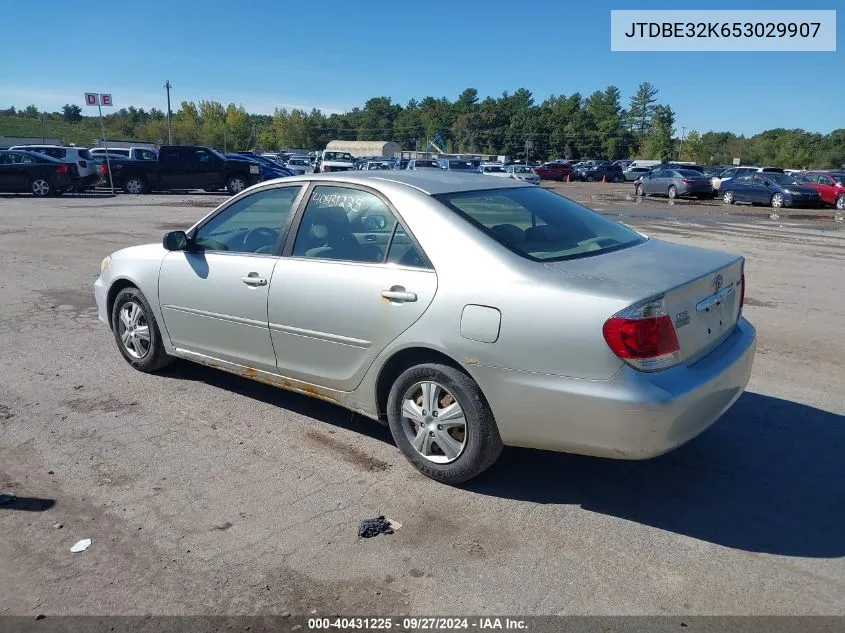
[628,82,658,135]
[681,130,703,163]
[61,104,82,123]
[23,104,40,118]
[642,105,675,161]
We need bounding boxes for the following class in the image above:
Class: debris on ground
[70,538,92,553]
[357,516,401,539]
[53,522,63,530]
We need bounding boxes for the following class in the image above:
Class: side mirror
[163,230,189,251]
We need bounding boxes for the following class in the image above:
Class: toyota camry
[94,171,756,484]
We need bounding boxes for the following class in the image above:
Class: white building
[326,140,401,158]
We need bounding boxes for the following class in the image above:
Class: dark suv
[578,163,625,183]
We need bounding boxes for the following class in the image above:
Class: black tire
[635,183,644,197]
[612,175,622,183]
[837,194,845,211]
[110,287,173,373]
[386,363,503,484]
[30,177,53,197]
[668,185,677,199]
[586,175,595,182]
[722,190,734,204]
[226,174,248,195]
[123,176,147,195]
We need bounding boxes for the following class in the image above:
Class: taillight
[681,178,694,184]
[101,163,108,175]
[55,165,68,174]
[603,297,680,371]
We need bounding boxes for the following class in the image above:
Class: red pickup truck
[797,171,845,210]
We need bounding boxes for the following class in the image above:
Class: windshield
[483,166,505,173]
[434,187,646,262]
[207,147,226,161]
[288,159,308,166]
[449,161,474,170]
[414,160,438,168]
[324,152,353,162]
[514,166,532,173]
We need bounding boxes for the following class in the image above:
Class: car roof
[274,170,532,195]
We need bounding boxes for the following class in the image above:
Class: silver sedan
[94,171,756,484]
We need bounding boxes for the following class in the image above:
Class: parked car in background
[225,154,292,181]
[635,168,713,199]
[284,156,314,175]
[578,163,625,183]
[612,159,633,168]
[721,172,821,208]
[406,159,440,171]
[0,149,75,196]
[440,159,479,173]
[627,160,662,170]
[10,144,99,190]
[479,163,511,178]
[316,150,355,173]
[711,167,756,192]
[797,171,845,209]
[94,171,755,484]
[91,147,158,161]
[505,164,540,184]
[623,166,651,182]
[534,162,574,181]
[106,145,261,194]
[364,161,392,170]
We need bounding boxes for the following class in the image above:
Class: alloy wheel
[400,381,467,464]
[32,179,50,196]
[771,193,784,208]
[117,301,151,359]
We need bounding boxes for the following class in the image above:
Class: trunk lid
[545,238,744,364]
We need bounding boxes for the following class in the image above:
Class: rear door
[193,148,224,189]
[730,174,753,201]
[158,147,187,189]
[267,183,437,391]
[814,175,836,204]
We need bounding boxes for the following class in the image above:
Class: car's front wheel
[635,184,644,197]
[386,363,503,484]
[111,287,173,372]
[226,174,247,194]
[771,193,784,208]
[837,194,845,211]
[723,190,734,204]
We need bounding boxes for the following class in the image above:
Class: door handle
[241,274,267,286]
[381,288,417,303]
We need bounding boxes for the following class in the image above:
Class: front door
[268,184,437,391]
[158,185,304,370]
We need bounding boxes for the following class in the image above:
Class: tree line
[2,82,843,168]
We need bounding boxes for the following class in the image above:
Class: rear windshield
[676,169,705,177]
[448,160,475,170]
[483,166,505,173]
[513,166,532,173]
[434,187,646,262]
[414,160,438,168]
[324,152,353,162]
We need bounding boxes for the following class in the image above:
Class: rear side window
[78,149,92,160]
[434,187,646,262]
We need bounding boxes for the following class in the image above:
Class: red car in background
[534,161,574,181]
[798,171,845,210]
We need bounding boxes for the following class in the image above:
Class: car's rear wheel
[586,175,595,182]
[612,174,622,183]
[111,287,173,372]
[837,194,845,211]
[226,174,247,194]
[386,363,503,484]
[635,184,644,197]
[668,185,678,199]
[771,193,784,208]
[124,177,147,195]
[723,190,734,204]
[31,178,52,197]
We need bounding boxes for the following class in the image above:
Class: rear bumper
[472,318,757,458]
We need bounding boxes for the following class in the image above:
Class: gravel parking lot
[1,186,844,616]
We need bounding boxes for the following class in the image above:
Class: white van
[628,160,662,170]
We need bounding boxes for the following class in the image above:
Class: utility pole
[164,80,173,144]
[223,126,227,153]
[40,111,45,142]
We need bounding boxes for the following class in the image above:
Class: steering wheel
[243,227,279,253]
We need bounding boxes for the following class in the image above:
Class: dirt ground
[0,187,843,616]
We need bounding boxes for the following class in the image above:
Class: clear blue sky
[1,0,841,136]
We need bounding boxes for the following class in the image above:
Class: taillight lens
[603,297,681,371]
[101,163,108,175]
[681,178,694,184]
[55,164,68,174]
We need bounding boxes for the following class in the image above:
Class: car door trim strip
[268,322,372,349]
[161,304,268,329]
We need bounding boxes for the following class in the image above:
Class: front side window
[434,187,646,262]
[817,176,833,185]
[193,186,303,254]
[292,186,399,263]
